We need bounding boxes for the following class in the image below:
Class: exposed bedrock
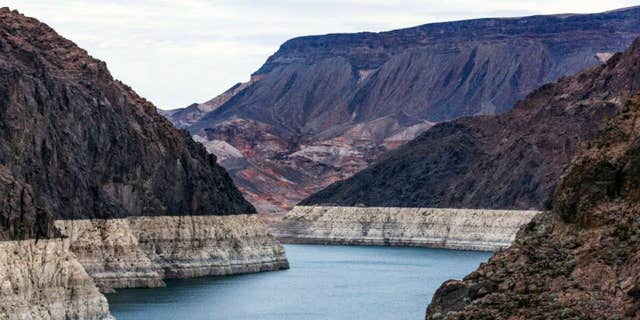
[128,215,290,278]
[56,215,289,291]
[165,7,640,213]
[0,7,271,319]
[271,206,539,251]
[0,239,112,320]
[54,219,165,292]
[424,44,640,320]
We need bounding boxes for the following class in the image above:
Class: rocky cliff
[0,239,112,320]
[0,7,284,319]
[129,215,289,278]
[304,31,640,211]
[425,43,640,320]
[0,8,254,221]
[272,206,539,251]
[165,6,640,212]
[56,216,289,292]
[54,219,165,292]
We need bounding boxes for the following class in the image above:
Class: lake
[106,244,490,320]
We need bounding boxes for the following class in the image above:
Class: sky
[1,1,638,109]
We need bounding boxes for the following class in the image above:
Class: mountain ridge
[164,6,640,212]
[0,7,255,239]
[426,38,640,319]
[303,36,640,209]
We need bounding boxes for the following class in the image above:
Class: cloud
[0,0,637,108]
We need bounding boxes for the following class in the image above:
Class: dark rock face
[166,7,640,212]
[0,8,254,239]
[425,40,640,319]
[0,166,58,240]
[303,34,640,211]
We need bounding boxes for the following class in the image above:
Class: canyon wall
[425,53,640,320]
[271,206,539,251]
[129,215,289,278]
[0,8,282,318]
[54,219,165,292]
[166,7,640,213]
[0,239,112,320]
[304,22,640,212]
[56,215,289,292]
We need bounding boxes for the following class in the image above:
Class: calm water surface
[107,244,490,320]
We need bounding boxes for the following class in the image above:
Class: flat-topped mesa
[0,7,286,318]
[303,32,640,212]
[165,6,640,213]
[272,206,539,251]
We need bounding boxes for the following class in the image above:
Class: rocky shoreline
[0,239,113,320]
[0,214,288,319]
[271,206,539,251]
[56,215,289,293]
[0,8,291,319]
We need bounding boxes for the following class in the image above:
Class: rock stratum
[56,215,289,292]
[425,40,640,319]
[0,239,112,320]
[0,8,286,319]
[164,6,640,213]
[272,206,538,251]
[304,25,640,211]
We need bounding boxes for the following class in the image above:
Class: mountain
[0,7,254,235]
[426,39,640,319]
[303,31,640,211]
[0,8,283,319]
[164,7,640,213]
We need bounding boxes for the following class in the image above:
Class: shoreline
[56,215,289,292]
[269,206,540,252]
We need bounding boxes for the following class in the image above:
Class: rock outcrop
[425,43,640,319]
[0,7,284,318]
[56,216,289,292]
[0,239,112,320]
[54,219,165,292]
[165,6,640,212]
[129,215,289,278]
[272,206,538,251]
[304,31,640,211]
[0,7,254,221]
[0,166,58,241]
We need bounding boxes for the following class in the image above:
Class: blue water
[106,244,490,320]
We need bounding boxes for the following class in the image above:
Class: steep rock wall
[304,33,640,211]
[128,215,289,278]
[56,215,289,290]
[424,96,640,319]
[54,219,165,292]
[272,206,539,251]
[168,7,640,213]
[0,7,268,318]
[0,239,112,320]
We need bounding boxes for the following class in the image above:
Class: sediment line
[56,214,289,292]
[271,206,540,251]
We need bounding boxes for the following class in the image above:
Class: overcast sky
[1,1,638,109]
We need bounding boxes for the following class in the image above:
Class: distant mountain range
[164,6,640,213]
[303,32,640,210]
